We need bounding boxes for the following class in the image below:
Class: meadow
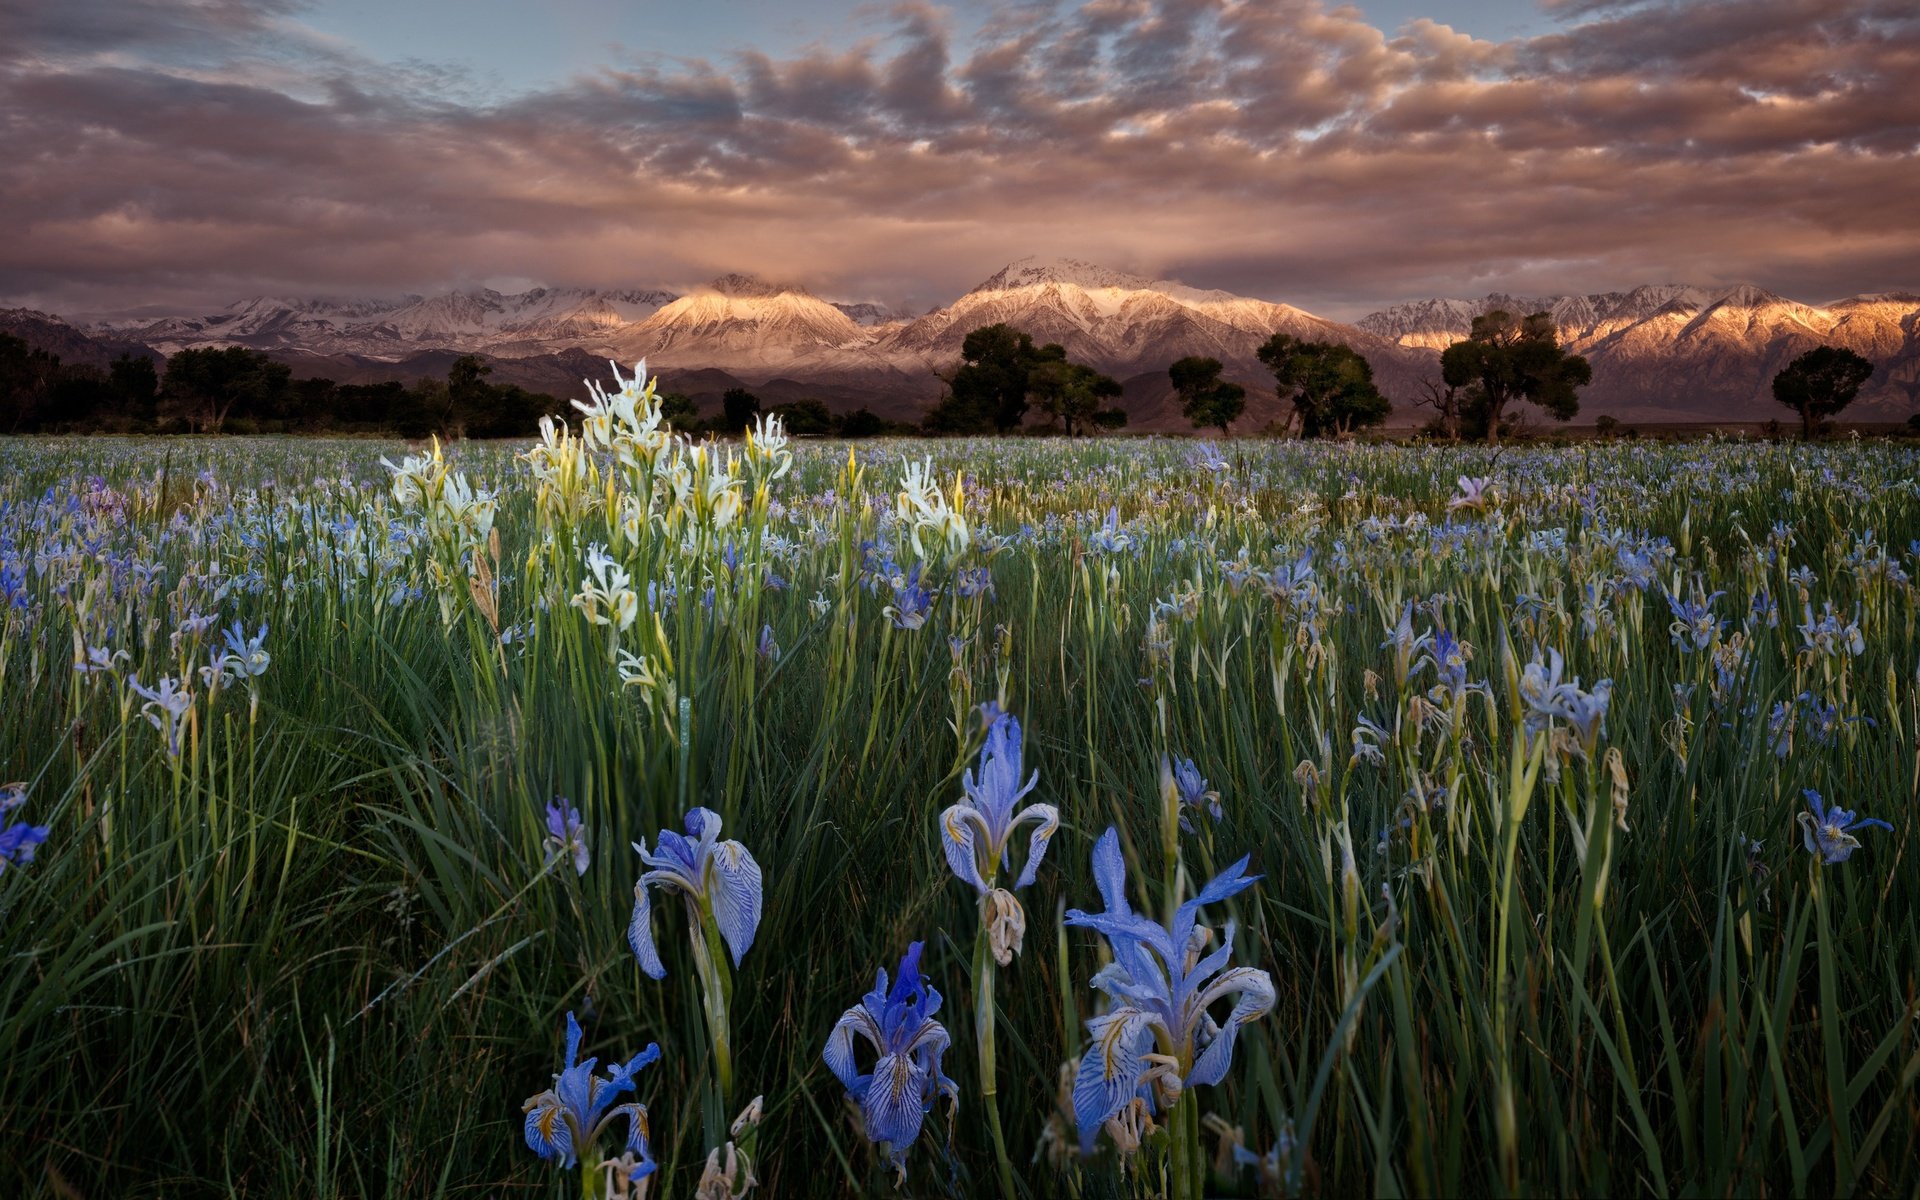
[2,369,1917,1198]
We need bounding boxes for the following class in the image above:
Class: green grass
[1,429,1916,1197]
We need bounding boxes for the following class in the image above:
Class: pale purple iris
[522,1011,660,1174]
[822,941,958,1175]
[940,714,1057,895]
[545,797,589,876]
[1064,827,1275,1152]
[1798,789,1892,864]
[628,808,762,979]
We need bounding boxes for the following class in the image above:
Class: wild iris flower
[0,782,48,874]
[545,797,589,876]
[1447,476,1494,512]
[941,713,1057,963]
[522,1011,660,1177]
[1519,648,1612,753]
[219,622,271,677]
[130,676,193,758]
[1065,828,1275,1152]
[1168,757,1223,832]
[822,941,958,1179]
[884,564,935,630]
[1798,789,1892,864]
[628,808,762,978]
[1665,588,1726,651]
[631,807,762,1103]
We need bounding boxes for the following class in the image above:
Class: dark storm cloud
[3,0,1917,317]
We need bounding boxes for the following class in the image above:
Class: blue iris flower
[1799,789,1893,864]
[522,1011,660,1174]
[942,712,1058,962]
[1064,828,1275,1152]
[628,807,763,979]
[822,941,958,1178]
[885,564,935,630]
[0,782,49,874]
[544,797,589,876]
[1169,756,1223,832]
[1665,588,1726,651]
[941,714,1057,895]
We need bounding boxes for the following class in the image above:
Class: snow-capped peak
[969,256,1160,294]
[705,273,811,299]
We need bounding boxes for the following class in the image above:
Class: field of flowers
[2,366,1918,1198]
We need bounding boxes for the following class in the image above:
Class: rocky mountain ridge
[1357,284,1920,419]
[21,260,1919,426]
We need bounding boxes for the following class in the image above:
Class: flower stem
[972,921,1018,1200]
[1169,1093,1196,1200]
[691,911,734,1106]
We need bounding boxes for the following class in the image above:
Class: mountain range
[19,258,1920,428]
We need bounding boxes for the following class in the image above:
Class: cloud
[3,0,1917,318]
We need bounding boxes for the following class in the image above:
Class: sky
[3,0,1917,321]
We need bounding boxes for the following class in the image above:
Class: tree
[446,354,493,435]
[0,333,62,432]
[1256,335,1391,437]
[722,387,761,432]
[772,398,834,436]
[837,407,887,438]
[926,324,1043,434]
[659,392,700,427]
[1772,345,1874,439]
[110,353,159,427]
[1439,310,1590,444]
[1169,356,1246,436]
[160,346,292,433]
[1028,350,1123,436]
[45,365,116,430]
[1410,375,1465,442]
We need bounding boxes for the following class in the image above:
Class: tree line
[919,313,1593,442]
[0,340,562,437]
[1,319,1883,442]
[0,340,903,440]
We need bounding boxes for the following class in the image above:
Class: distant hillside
[15,263,1919,429]
[1,309,163,369]
[1358,286,1920,422]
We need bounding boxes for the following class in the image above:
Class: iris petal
[706,839,764,966]
[1011,803,1059,890]
[1090,826,1132,916]
[522,1090,576,1166]
[939,804,991,893]
[862,1052,932,1152]
[824,1005,882,1092]
[1185,966,1276,1088]
[1073,1009,1153,1151]
[628,880,667,979]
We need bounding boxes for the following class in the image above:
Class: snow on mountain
[602,275,875,366]
[1357,284,1920,418]
[117,287,679,359]
[1,308,163,368]
[878,256,1412,385]
[831,301,911,326]
[59,264,1920,423]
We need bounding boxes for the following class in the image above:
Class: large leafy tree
[0,333,62,433]
[926,324,1044,434]
[1772,345,1874,439]
[1256,334,1392,437]
[1169,355,1247,436]
[1029,349,1124,436]
[722,387,762,432]
[160,346,293,433]
[1440,310,1591,443]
